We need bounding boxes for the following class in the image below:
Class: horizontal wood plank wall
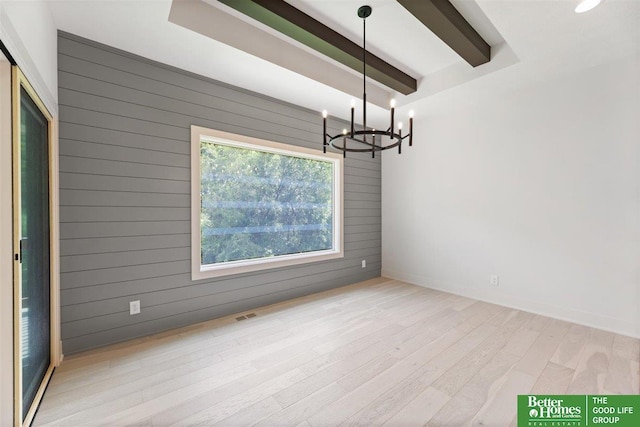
[57,32,381,354]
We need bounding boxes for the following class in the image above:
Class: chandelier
[322,5,414,158]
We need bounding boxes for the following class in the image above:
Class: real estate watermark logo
[518,395,640,427]
[521,395,584,425]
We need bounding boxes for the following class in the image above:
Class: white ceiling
[47,0,639,129]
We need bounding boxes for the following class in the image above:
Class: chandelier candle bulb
[350,99,355,137]
[322,110,327,152]
[390,99,396,138]
[409,112,414,146]
[343,128,348,158]
[372,130,376,158]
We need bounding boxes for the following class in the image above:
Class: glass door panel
[19,86,50,420]
[12,67,53,427]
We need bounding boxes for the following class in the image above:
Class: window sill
[192,249,344,280]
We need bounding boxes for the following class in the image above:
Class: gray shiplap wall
[58,32,381,354]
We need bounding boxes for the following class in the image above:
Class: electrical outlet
[490,275,499,286]
[362,259,366,268]
[129,300,141,315]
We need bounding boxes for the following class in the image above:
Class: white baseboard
[382,269,639,339]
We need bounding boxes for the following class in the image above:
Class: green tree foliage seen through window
[200,141,334,265]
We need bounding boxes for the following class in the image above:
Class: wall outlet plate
[362,260,366,268]
[490,275,499,286]
[130,300,141,315]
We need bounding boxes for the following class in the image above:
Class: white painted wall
[0,0,58,112]
[382,56,640,338]
[0,1,58,424]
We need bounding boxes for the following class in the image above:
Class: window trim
[191,126,344,280]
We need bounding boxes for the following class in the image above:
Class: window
[191,126,343,279]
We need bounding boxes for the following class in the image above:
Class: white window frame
[191,126,344,280]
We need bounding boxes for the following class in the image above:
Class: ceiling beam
[397,0,491,67]
[217,0,417,95]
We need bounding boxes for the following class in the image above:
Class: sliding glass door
[13,67,54,427]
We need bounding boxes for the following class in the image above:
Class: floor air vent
[235,313,257,321]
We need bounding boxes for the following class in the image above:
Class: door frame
[12,65,59,427]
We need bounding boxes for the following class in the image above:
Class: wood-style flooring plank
[567,328,616,394]
[315,322,499,426]
[471,368,537,427]
[550,323,590,369]
[381,386,449,427]
[514,318,572,378]
[33,278,640,427]
[612,334,640,362]
[530,361,575,395]
[145,354,314,426]
[603,350,640,394]
[428,350,520,426]
[256,382,347,427]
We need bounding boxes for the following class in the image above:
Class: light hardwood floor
[33,278,639,426]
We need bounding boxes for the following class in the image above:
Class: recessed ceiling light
[575,0,603,13]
